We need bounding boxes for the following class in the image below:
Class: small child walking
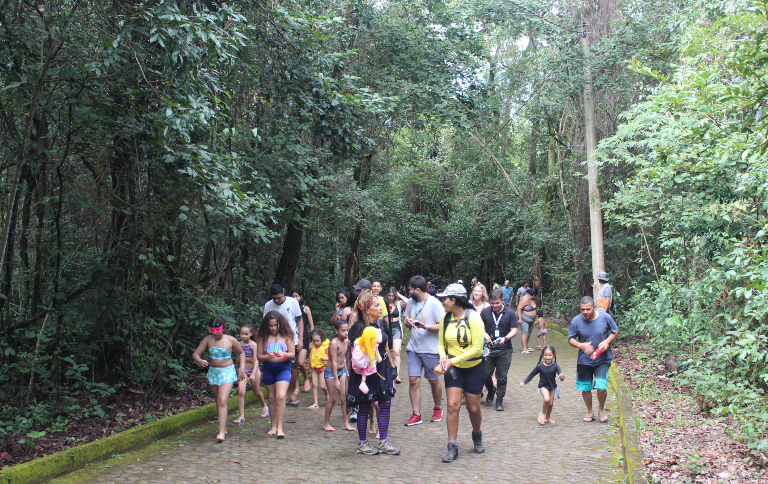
[308,328,330,409]
[324,320,354,432]
[234,323,269,424]
[535,310,548,349]
[192,316,245,442]
[519,345,565,425]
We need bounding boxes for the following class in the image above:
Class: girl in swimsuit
[256,310,296,438]
[234,323,268,424]
[192,316,246,442]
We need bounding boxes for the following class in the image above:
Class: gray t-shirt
[404,295,445,354]
[597,284,613,312]
[567,312,618,366]
[263,296,302,345]
[517,287,528,300]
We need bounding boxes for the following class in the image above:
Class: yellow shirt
[438,310,484,368]
[379,296,388,318]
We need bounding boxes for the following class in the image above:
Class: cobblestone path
[53,329,621,484]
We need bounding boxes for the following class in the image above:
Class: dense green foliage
[600,2,768,453]
[1,0,767,456]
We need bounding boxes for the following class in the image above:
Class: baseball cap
[436,283,468,298]
[597,271,609,282]
[353,279,373,290]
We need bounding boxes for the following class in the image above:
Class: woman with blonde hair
[469,283,490,313]
[346,292,398,456]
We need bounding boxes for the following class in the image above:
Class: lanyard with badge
[412,301,426,326]
[492,310,503,338]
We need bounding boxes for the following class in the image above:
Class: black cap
[353,279,372,290]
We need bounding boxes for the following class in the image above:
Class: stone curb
[548,323,649,484]
[0,391,263,484]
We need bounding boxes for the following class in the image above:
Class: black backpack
[442,308,481,362]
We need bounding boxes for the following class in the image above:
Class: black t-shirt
[479,306,518,350]
[523,362,563,390]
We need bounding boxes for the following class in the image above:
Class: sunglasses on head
[208,326,224,333]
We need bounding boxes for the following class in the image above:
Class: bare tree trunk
[273,206,311,291]
[581,35,605,296]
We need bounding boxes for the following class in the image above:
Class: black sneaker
[472,430,485,454]
[485,387,495,404]
[496,397,504,412]
[442,442,459,463]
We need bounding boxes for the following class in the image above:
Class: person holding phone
[402,275,445,427]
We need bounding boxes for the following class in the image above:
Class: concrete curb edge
[0,391,263,484]
[548,323,649,484]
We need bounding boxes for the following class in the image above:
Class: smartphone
[441,361,447,372]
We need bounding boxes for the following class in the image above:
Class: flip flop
[233,417,246,424]
[288,399,300,406]
[324,427,336,432]
[583,416,596,422]
[304,380,311,392]
[276,433,285,439]
[261,408,269,418]
[599,414,609,423]
[308,404,319,409]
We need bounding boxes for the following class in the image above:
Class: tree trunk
[581,35,605,297]
[343,220,362,290]
[273,206,311,291]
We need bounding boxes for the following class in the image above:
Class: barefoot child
[192,316,245,442]
[256,311,296,438]
[308,328,330,409]
[519,345,565,425]
[323,320,354,432]
[234,323,269,424]
[535,310,548,349]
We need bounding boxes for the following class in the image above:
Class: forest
[1,0,768,473]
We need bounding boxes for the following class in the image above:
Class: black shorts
[444,360,486,395]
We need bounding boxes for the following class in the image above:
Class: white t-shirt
[404,295,445,354]
[263,296,302,345]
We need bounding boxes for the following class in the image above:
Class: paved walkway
[54,329,620,484]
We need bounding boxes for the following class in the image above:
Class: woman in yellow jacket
[436,283,486,463]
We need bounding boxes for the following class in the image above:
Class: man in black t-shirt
[480,289,519,411]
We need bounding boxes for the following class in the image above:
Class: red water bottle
[590,345,604,361]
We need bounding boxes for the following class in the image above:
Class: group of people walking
[191,272,618,463]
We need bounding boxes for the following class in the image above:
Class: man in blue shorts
[567,296,619,423]
[402,275,445,426]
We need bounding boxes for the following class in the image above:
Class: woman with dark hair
[387,286,406,384]
[517,287,539,354]
[346,292,398,455]
[331,290,352,325]
[435,284,486,462]
[290,289,313,392]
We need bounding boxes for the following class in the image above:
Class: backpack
[442,308,481,362]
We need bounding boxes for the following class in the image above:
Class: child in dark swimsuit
[520,345,565,425]
[234,323,268,424]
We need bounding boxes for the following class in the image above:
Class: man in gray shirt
[516,280,530,307]
[594,272,612,313]
[402,275,445,426]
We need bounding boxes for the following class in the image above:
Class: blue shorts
[406,350,440,381]
[324,367,348,379]
[262,360,292,385]
[576,363,610,391]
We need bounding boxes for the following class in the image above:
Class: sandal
[304,380,311,392]
[583,416,596,422]
[308,403,319,409]
[233,417,246,424]
[261,408,269,418]
[288,399,300,407]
